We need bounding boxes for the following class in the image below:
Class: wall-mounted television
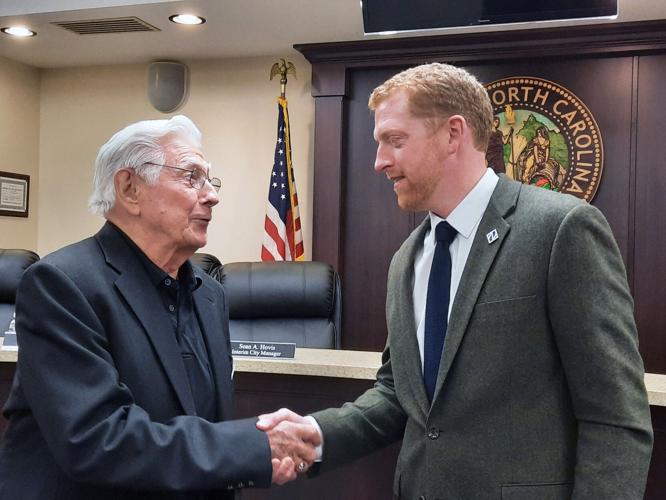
[361,0,618,34]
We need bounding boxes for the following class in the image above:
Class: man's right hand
[260,411,320,484]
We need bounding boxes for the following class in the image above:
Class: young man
[259,63,653,499]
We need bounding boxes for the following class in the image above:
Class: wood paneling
[300,20,666,369]
[646,406,666,499]
[314,56,638,353]
[312,96,345,273]
[298,20,666,499]
[340,67,413,351]
[634,54,666,374]
[296,20,666,66]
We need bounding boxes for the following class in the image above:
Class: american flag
[261,97,304,261]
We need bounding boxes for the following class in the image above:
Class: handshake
[257,408,321,485]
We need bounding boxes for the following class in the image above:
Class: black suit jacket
[0,222,271,500]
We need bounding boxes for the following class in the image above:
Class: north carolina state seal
[484,77,603,201]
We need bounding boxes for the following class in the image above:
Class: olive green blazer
[313,175,653,500]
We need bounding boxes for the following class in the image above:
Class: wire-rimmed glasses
[143,162,221,193]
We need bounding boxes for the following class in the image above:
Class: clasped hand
[256,408,319,485]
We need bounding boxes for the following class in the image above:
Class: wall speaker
[147,61,189,113]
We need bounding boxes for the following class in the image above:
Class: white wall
[0,56,41,251]
[36,54,314,262]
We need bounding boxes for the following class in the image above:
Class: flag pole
[261,60,304,261]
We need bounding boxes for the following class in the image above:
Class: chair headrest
[220,261,337,319]
[0,249,40,302]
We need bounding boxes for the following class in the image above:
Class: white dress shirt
[413,168,498,372]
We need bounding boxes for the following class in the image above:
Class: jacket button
[427,427,439,439]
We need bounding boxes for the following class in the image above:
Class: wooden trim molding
[312,96,345,272]
[295,20,666,65]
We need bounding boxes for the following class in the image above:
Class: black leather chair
[190,252,223,281]
[0,249,40,342]
[220,261,342,349]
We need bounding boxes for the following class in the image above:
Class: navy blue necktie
[423,220,457,403]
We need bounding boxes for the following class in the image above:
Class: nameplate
[230,341,295,359]
[1,332,18,351]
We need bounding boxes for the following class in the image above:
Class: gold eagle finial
[270,58,297,98]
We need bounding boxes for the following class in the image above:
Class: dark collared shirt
[110,223,217,422]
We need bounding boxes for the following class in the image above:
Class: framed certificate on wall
[0,171,30,218]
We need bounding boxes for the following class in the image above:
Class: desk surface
[0,351,16,364]
[3,347,666,406]
[234,348,381,379]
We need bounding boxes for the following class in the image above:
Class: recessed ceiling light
[169,14,206,25]
[1,26,37,37]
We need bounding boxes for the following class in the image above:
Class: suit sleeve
[311,332,407,470]
[310,251,409,471]
[15,261,272,491]
[547,203,653,498]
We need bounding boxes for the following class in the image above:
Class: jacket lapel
[392,218,432,416]
[96,223,197,416]
[432,176,520,402]
[192,276,233,420]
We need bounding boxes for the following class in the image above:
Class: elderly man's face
[138,134,219,255]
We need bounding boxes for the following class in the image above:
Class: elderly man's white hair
[88,115,202,215]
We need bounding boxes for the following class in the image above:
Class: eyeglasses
[142,162,221,193]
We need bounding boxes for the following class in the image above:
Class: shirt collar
[107,222,202,291]
[178,259,203,291]
[428,168,499,242]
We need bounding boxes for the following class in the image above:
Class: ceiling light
[1,26,37,37]
[169,14,206,25]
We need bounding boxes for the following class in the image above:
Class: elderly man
[0,115,317,500]
[258,63,653,499]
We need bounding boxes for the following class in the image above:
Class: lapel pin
[486,229,499,244]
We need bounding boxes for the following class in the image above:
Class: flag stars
[281,194,286,200]
[281,183,285,188]
[278,149,284,155]
[272,171,276,177]
[272,182,278,188]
